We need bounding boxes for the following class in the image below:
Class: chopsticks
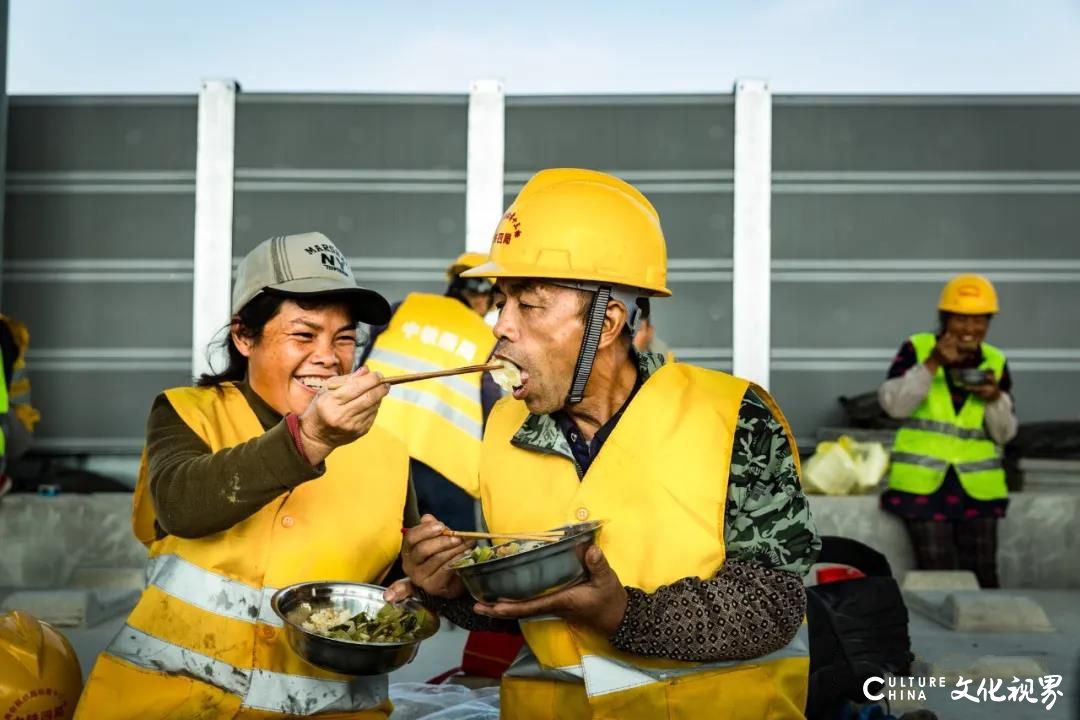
[382,362,503,387]
[441,529,562,543]
[327,362,503,391]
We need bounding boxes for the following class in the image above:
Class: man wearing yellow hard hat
[879,274,1017,588]
[361,252,499,532]
[389,169,819,719]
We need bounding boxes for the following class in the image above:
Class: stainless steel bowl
[950,367,992,387]
[451,521,604,603]
[271,581,440,676]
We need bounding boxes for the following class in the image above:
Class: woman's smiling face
[234,299,358,416]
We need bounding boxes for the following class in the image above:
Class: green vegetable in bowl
[452,539,549,567]
[293,602,424,643]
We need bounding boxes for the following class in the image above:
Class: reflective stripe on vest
[107,625,388,714]
[146,553,283,627]
[511,622,810,698]
[955,457,1004,473]
[367,294,494,496]
[384,385,482,439]
[902,418,988,440]
[368,348,477,400]
[369,358,479,442]
[892,452,1002,474]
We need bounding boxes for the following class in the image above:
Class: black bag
[837,392,904,430]
[1008,421,1080,460]
[805,537,914,720]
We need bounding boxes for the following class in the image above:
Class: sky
[8,0,1080,95]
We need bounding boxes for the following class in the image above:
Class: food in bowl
[289,601,423,643]
[450,522,604,603]
[452,539,551,567]
[950,367,993,388]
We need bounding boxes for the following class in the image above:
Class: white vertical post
[0,0,9,306]
[732,78,773,389]
[465,79,505,253]
[192,79,237,379]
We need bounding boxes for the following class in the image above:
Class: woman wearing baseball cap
[77,233,414,719]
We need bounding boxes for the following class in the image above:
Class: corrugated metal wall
[504,95,735,372]
[770,96,1080,440]
[3,96,197,452]
[231,93,470,344]
[4,91,1078,451]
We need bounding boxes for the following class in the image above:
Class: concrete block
[902,570,980,592]
[0,494,147,589]
[807,489,1080,589]
[1,587,139,627]
[912,655,1047,680]
[905,590,1056,632]
[904,591,951,625]
[944,592,1055,633]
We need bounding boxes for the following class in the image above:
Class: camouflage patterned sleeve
[608,389,819,661]
[725,388,821,576]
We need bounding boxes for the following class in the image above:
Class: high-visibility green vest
[888,333,1007,500]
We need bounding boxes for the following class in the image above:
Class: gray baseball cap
[232,232,391,324]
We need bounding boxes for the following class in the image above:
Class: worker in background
[361,252,500,532]
[388,169,819,720]
[1,610,83,718]
[631,297,673,362]
[75,233,414,719]
[879,274,1017,588]
[0,314,40,495]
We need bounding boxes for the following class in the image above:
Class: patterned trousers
[905,517,1000,588]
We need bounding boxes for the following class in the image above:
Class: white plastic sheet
[389,682,500,720]
[803,436,890,495]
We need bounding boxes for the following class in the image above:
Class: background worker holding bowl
[879,274,1018,589]
[387,169,820,720]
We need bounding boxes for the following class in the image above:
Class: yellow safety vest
[76,383,409,719]
[888,333,1008,500]
[366,293,495,497]
[480,363,810,720]
[0,315,40,457]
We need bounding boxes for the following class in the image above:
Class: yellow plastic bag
[803,435,889,495]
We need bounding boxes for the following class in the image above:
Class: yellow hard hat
[0,611,83,717]
[938,274,999,314]
[461,168,671,296]
[447,252,490,280]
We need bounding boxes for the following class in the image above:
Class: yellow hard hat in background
[461,168,671,296]
[938,274,1000,315]
[0,611,83,717]
[446,252,490,280]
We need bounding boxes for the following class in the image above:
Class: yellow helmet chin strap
[569,286,611,405]
[551,281,642,405]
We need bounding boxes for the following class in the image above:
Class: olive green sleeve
[147,393,323,539]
